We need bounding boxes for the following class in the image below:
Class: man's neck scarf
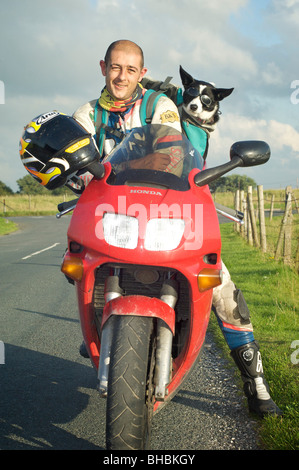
[98,83,143,113]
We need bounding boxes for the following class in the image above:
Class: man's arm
[72,100,97,136]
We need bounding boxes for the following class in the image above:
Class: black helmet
[19,111,100,190]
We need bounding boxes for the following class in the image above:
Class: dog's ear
[179,66,194,88]
[212,87,234,101]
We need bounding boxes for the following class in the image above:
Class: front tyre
[106,315,154,450]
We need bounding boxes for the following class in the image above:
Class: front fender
[102,295,175,334]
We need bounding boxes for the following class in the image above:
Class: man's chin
[111,86,129,101]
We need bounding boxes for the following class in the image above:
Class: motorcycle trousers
[212,262,283,416]
[212,261,254,350]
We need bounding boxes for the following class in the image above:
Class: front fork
[97,269,178,401]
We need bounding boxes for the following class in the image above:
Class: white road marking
[22,243,61,260]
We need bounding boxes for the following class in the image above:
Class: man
[74,40,181,173]
[73,39,282,418]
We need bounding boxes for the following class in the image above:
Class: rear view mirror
[194,140,271,187]
[230,141,270,167]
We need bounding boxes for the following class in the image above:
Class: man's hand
[129,152,171,171]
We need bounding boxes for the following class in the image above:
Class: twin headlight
[102,213,185,251]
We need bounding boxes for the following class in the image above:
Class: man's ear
[100,60,107,77]
[139,67,148,81]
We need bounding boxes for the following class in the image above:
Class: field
[1,193,74,216]
[1,188,298,215]
[214,188,299,272]
[213,187,299,211]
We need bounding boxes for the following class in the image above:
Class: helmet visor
[23,113,89,164]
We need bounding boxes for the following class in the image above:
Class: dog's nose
[190,104,198,111]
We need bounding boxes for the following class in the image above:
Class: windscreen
[103,124,204,190]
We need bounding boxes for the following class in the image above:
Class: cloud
[215,114,299,153]
[208,113,299,188]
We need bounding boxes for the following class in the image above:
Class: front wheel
[106,315,154,450]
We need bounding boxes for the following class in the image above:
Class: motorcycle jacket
[73,88,181,159]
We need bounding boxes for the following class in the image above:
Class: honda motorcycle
[58,124,270,450]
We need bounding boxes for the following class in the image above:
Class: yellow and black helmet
[19,111,100,190]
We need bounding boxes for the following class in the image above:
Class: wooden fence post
[247,194,253,246]
[234,190,240,232]
[275,190,292,261]
[243,196,247,238]
[247,186,259,247]
[292,190,299,214]
[269,194,275,221]
[295,238,299,274]
[240,190,245,238]
[257,185,267,252]
[283,187,293,265]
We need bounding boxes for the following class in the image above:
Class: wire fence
[234,185,299,273]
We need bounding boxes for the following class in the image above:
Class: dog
[179,65,234,134]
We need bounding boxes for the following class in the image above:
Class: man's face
[100,47,147,101]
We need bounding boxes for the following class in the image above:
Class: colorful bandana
[98,83,143,113]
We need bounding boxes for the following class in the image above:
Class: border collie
[179,66,234,133]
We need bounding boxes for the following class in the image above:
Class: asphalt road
[0,216,260,450]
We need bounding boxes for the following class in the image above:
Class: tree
[0,181,14,195]
[17,175,48,194]
[16,174,74,195]
[209,174,256,193]
[225,174,256,192]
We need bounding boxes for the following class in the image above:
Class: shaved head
[100,39,147,100]
[104,40,144,68]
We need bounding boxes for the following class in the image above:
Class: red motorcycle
[58,124,269,450]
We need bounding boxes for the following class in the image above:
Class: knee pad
[213,281,253,330]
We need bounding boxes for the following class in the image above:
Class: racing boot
[231,341,283,418]
[79,341,89,358]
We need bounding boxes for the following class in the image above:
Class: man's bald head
[104,40,145,68]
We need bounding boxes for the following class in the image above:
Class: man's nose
[118,68,127,80]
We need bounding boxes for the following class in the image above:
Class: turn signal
[61,256,84,282]
[197,268,223,292]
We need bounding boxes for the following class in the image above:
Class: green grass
[1,194,73,217]
[0,217,18,235]
[209,224,299,450]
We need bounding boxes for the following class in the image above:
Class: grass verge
[208,223,299,450]
[0,217,19,235]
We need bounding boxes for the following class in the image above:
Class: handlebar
[56,198,78,218]
[215,203,244,225]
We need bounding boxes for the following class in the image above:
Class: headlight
[103,213,138,249]
[144,218,185,251]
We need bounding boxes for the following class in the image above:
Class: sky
[0,0,298,192]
